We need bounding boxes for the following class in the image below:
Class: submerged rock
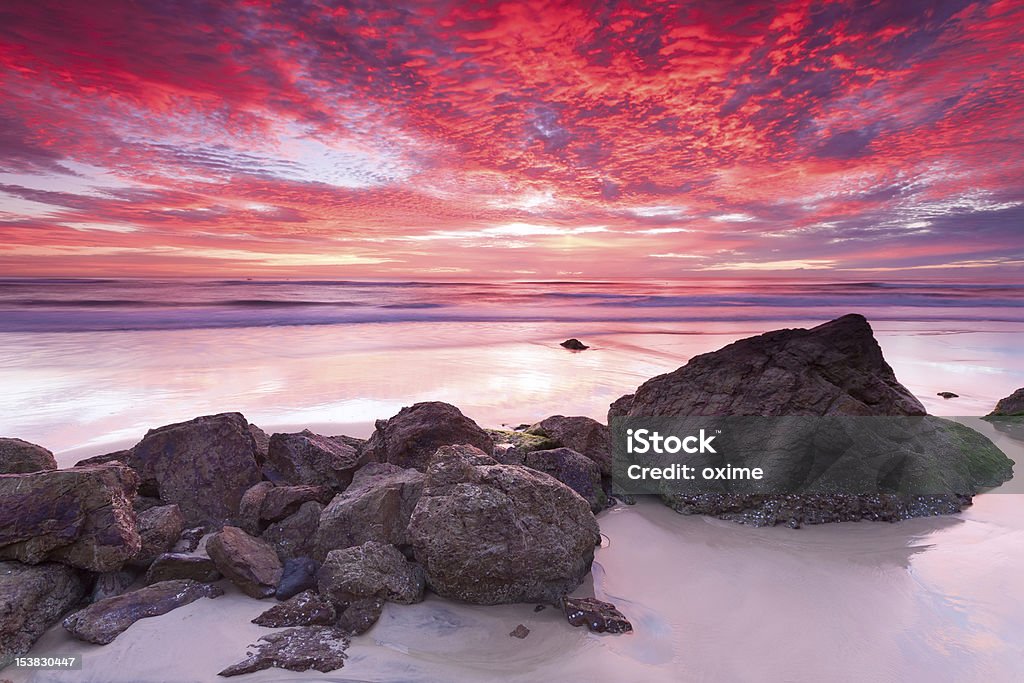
[252,590,336,627]
[0,463,141,572]
[361,402,494,471]
[264,431,360,489]
[63,579,223,645]
[317,541,425,606]
[563,597,632,634]
[409,444,600,605]
[218,626,349,677]
[527,415,612,476]
[522,448,606,513]
[206,526,282,599]
[560,339,589,350]
[0,561,87,664]
[510,624,530,639]
[0,438,57,474]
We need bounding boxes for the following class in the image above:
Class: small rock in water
[218,626,349,677]
[560,338,589,350]
[937,391,959,399]
[510,624,530,639]
[562,596,633,634]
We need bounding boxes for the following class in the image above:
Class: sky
[0,0,1022,279]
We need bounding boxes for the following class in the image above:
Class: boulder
[263,501,323,562]
[0,464,141,572]
[132,504,185,567]
[361,402,494,471]
[563,596,632,634]
[560,338,589,350]
[317,541,425,607]
[90,570,137,603]
[335,598,384,635]
[0,561,86,664]
[527,416,612,476]
[125,413,262,527]
[145,554,221,584]
[0,438,56,474]
[264,431,360,488]
[63,579,222,645]
[486,429,557,466]
[249,424,270,462]
[252,590,336,627]
[237,482,275,535]
[276,557,319,601]
[522,448,606,513]
[990,388,1024,416]
[314,464,424,560]
[262,485,334,522]
[74,449,131,468]
[218,626,349,677]
[408,445,600,605]
[206,526,282,599]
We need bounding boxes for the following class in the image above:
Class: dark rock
[361,402,494,471]
[523,448,606,513]
[145,554,221,584]
[206,526,282,599]
[276,557,319,601]
[262,485,334,522]
[263,501,323,562]
[63,579,223,645]
[237,482,275,535]
[73,449,131,468]
[314,464,425,560]
[989,388,1024,416]
[132,504,185,567]
[560,339,589,350]
[132,495,163,513]
[0,561,87,664]
[253,590,336,627]
[527,416,613,477]
[90,570,137,603]
[0,463,141,572]
[218,626,349,677]
[264,430,360,489]
[335,598,384,635]
[937,391,959,399]
[172,526,205,553]
[409,444,600,605]
[607,394,635,420]
[562,597,632,634]
[125,413,262,527]
[249,424,270,462]
[330,435,366,451]
[510,624,530,639]
[0,438,56,474]
[534,604,546,612]
[317,541,425,606]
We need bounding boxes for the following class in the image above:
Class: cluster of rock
[0,403,620,675]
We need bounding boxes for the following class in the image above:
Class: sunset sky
[1,0,1022,279]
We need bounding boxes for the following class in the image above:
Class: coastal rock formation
[252,590,336,627]
[264,431,360,489]
[563,597,633,634]
[248,424,270,462]
[335,598,384,635]
[125,413,262,527]
[1,561,87,664]
[317,541,425,607]
[276,557,319,601]
[262,501,323,561]
[527,415,612,476]
[0,438,57,474]
[314,463,424,560]
[0,464,141,572]
[990,387,1024,416]
[522,448,606,512]
[63,579,223,645]
[408,444,599,604]
[362,402,494,471]
[263,485,334,521]
[237,482,274,535]
[131,504,185,567]
[218,626,349,677]
[560,338,589,350]
[145,554,221,584]
[486,429,557,465]
[611,314,926,419]
[206,526,282,598]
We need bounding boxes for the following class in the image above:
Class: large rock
[408,445,599,605]
[218,626,349,677]
[132,504,185,567]
[145,554,221,584]
[362,402,494,471]
[275,557,319,601]
[262,501,323,561]
[252,590,336,627]
[0,464,141,572]
[522,448,606,513]
[0,438,56,474]
[262,485,334,522]
[0,561,87,664]
[317,541,425,607]
[125,413,262,527]
[989,388,1024,416]
[314,464,424,560]
[527,416,612,476]
[611,314,926,419]
[264,431,360,488]
[206,526,282,598]
[63,579,222,645]
[236,482,275,535]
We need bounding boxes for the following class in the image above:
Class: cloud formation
[0,0,1022,277]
